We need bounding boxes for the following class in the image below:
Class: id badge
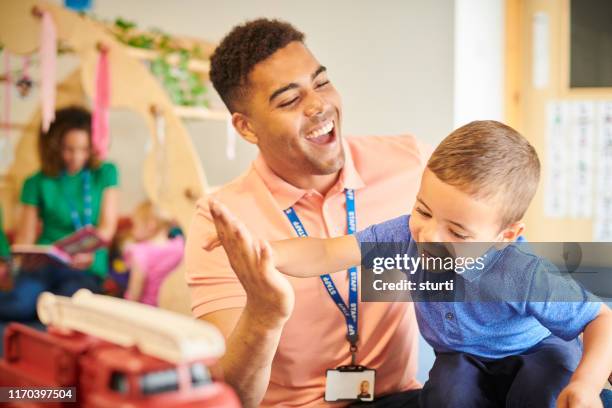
[325,365,375,402]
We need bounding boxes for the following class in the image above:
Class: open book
[11,226,108,265]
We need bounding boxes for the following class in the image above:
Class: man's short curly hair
[210,19,305,112]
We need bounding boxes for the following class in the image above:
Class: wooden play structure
[0,0,229,314]
[0,0,226,231]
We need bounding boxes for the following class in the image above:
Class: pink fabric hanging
[1,52,13,170]
[92,47,110,159]
[40,11,57,133]
[3,52,10,136]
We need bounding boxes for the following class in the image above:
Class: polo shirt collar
[253,139,365,210]
[459,244,504,282]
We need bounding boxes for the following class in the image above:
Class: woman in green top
[0,106,119,321]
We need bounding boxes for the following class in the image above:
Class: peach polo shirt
[186,135,430,407]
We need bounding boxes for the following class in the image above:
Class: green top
[20,162,119,278]
[0,209,9,259]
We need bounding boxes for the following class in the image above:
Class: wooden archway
[0,0,209,229]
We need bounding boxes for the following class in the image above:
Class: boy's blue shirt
[356,215,602,359]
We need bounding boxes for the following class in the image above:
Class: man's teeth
[306,122,334,139]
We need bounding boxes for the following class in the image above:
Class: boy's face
[131,212,157,242]
[409,168,523,246]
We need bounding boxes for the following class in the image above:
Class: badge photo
[325,367,375,402]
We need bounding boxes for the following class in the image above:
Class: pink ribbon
[3,52,10,136]
[92,48,110,159]
[40,11,57,133]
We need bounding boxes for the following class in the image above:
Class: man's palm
[209,199,295,321]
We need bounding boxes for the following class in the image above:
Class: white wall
[454,0,504,127]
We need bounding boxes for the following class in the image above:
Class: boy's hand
[208,198,295,325]
[557,380,603,408]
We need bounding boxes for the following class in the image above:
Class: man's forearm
[221,305,287,408]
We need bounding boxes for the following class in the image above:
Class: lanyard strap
[284,189,359,362]
[61,169,93,229]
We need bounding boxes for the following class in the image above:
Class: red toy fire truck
[0,289,241,407]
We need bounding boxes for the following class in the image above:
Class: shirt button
[445,312,454,321]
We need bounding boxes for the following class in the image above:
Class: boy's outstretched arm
[557,303,612,408]
[204,199,361,278]
[271,235,361,278]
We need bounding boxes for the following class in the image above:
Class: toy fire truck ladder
[36,289,225,364]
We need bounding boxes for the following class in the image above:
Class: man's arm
[200,306,286,407]
[201,199,295,408]
[557,304,612,408]
[200,199,361,406]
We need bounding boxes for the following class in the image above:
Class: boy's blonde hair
[427,120,540,229]
[132,200,172,232]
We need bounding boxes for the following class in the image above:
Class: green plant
[110,17,209,107]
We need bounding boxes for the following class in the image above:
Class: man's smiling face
[241,41,345,177]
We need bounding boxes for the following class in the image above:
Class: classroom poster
[568,101,595,219]
[544,101,568,218]
[544,100,612,241]
[594,101,612,241]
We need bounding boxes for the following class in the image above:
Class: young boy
[205,120,612,407]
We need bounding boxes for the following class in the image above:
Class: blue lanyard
[284,189,359,354]
[61,169,93,229]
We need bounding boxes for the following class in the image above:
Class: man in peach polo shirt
[185,19,430,407]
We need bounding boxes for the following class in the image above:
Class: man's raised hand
[207,198,295,324]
